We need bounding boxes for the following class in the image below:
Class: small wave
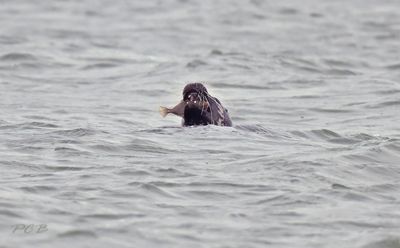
[385,63,400,70]
[291,95,322,99]
[331,183,351,190]
[332,220,384,229]
[250,194,287,205]
[210,49,223,55]
[292,129,386,145]
[310,12,324,18]
[375,33,398,41]
[309,107,353,113]
[183,190,234,200]
[362,238,400,248]
[342,192,374,202]
[53,128,96,137]
[138,126,182,135]
[345,139,400,165]
[9,62,45,70]
[58,139,81,144]
[28,122,58,128]
[43,165,86,171]
[311,129,340,138]
[278,7,299,15]
[123,140,174,154]
[128,182,178,198]
[58,230,97,238]
[278,57,322,74]
[0,52,37,61]
[0,209,23,218]
[48,29,90,39]
[384,142,400,153]
[155,168,195,178]
[352,133,381,141]
[188,181,272,190]
[54,147,90,156]
[81,213,144,220]
[21,173,54,178]
[323,59,353,67]
[369,100,400,108]
[362,20,389,29]
[23,115,56,121]
[325,68,358,76]
[19,185,57,193]
[115,169,152,176]
[54,147,80,152]
[89,144,121,152]
[211,82,275,90]
[1,160,42,171]
[0,35,28,45]
[0,122,58,130]
[375,89,400,95]
[236,124,292,140]
[226,62,251,70]
[81,62,119,70]
[366,183,398,194]
[186,59,208,68]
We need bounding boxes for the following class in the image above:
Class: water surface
[1,0,400,247]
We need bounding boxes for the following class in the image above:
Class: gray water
[1,0,400,247]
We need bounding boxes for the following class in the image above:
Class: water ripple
[58,230,98,238]
[53,128,97,137]
[0,52,37,61]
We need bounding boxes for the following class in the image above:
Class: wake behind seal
[160,83,232,127]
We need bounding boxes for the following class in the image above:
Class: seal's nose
[189,93,198,102]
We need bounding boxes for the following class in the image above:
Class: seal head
[181,83,232,127]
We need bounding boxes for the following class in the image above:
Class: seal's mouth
[184,92,210,112]
[183,92,211,126]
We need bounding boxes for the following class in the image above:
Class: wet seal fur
[160,83,232,127]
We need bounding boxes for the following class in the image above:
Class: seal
[159,83,232,127]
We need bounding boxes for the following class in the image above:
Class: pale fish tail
[159,106,169,117]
